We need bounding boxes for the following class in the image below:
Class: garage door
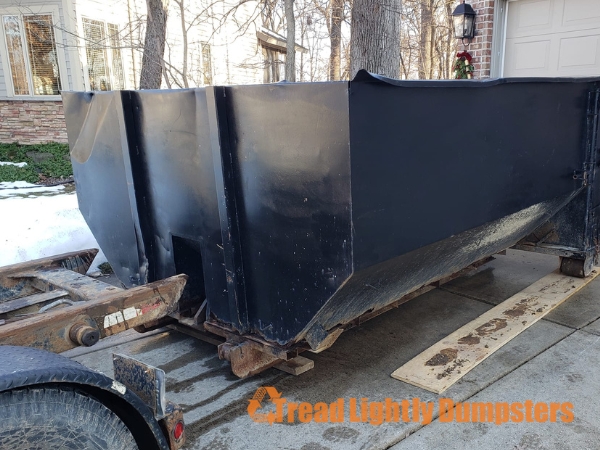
[504,0,600,77]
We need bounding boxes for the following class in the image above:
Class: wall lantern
[452,1,476,41]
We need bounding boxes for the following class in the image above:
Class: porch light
[452,1,476,40]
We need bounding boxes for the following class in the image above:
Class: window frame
[0,6,68,99]
[80,17,125,92]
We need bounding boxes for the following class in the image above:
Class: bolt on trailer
[1,71,599,448]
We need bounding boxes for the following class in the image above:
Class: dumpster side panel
[297,76,598,345]
[349,77,591,271]
[121,89,230,318]
[63,91,145,286]
[218,83,352,344]
[515,88,600,265]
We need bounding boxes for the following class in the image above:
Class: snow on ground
[0,182,107,272]
[0,161,28,167]
[0,181,65,197]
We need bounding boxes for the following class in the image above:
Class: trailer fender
[0,345,170,450]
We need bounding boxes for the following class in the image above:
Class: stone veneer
[0,100,68,144]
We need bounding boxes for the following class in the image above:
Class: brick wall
[0,100,68,144]
[468,0,495,78]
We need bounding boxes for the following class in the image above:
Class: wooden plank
[0,249,98,277]
[391,268,600,394]
[0,249,99,301]
[275,356,314,376]
[168,323,226,347]
[0,289,69,314]
[12,268,123,302]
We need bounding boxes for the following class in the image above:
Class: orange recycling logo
[248,386,283,424]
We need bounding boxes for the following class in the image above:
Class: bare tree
[328,0,343,80]
[400,0,457,79]
[350,0,401,78]
[418,0,433,79]
[311,0,346,80]
[140,0,169,89]
[285,0,296,81]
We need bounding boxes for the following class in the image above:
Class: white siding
[0,0,78,98]
[161,0,263,87]
[210,0,263,85]
[0,62,6,97]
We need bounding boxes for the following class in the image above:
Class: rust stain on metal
[160,401,185,450]
[458,334,480,345]
[0,270,187,353]
[475,318,507,336]
[425,348,458,366]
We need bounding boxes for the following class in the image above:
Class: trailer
[1,71,599,448]
[0,250,186,449]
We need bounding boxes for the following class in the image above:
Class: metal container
[63,72,600,352]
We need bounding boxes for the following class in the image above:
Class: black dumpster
[63,72,600,354]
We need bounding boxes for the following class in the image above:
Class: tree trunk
[140,0,169,89]
[445,0,456,79]
[350,0,402,78]
[418,0,433,79]
[329,0,343,80]
[176,0,189,88]
[285,0,296,82]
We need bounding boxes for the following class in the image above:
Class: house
[2,0,597,144]
[0,0,306,144]
[469,0,600,78]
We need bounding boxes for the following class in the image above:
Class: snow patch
[0,191,108,272]
[0,181,65,197]
[0,161,27,167]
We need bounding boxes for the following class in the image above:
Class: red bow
[456,51,473,63]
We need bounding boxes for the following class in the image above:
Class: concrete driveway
[64,249,600,449]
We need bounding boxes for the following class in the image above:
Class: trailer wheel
[0,387,138,450]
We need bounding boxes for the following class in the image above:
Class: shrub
[0,142,72,183]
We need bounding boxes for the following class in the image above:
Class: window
[201,42,212,85]
[82,18,124,91]
[262,46,284,83]
[2,14,62,96]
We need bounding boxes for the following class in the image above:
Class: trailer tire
[0,386,138,450]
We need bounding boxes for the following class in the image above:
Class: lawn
[0,142,72,183]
